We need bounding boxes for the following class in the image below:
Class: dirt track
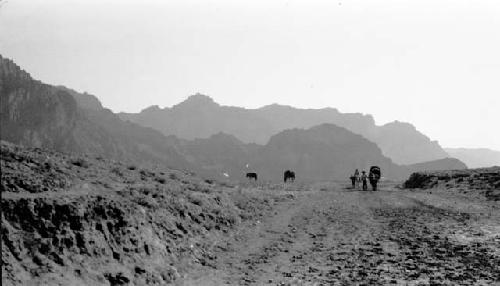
[182,183,500,285]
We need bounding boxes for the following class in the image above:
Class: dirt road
[182,183,500,285]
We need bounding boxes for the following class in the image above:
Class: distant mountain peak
[141,105,162,113]
[259,103,295,110]
[174,93,219,109]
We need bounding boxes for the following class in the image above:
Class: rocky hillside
[56,86,104,111]
[404,167,500,201]
[119,93,449,165]
[176,125,466,182]
[373,121,448,164]
[0,55,192,170]
[445,148,500,168]
[253,124,402,181]
[1,142,282,286]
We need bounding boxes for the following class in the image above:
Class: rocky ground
[1,142,286,285]
[182,181,500,285]
[2,142,499,285]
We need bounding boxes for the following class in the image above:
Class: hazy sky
[1,0,499,149]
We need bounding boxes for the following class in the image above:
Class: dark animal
[246,172,258,181]
[284,170,295,183]
[369,166,381,191]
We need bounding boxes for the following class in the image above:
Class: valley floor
[182,183,500,285]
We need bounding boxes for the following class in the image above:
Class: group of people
[350,166,381,191]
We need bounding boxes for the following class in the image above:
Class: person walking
[361,170,368,191]
[354,169,360,188]
[350,174,356,188]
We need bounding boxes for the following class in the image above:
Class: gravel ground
[181,182,500,286]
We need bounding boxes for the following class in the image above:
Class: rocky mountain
[1,55,464,183]
[175,125,465,182]
[56,86,103,110]
[252,124,401,181]
[0,55,191,170]
[119,93,449,165]
[445,148,500,168]
[372,121,448,165]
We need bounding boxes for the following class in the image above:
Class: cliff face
[56,86,104,111]
[119,94,448,165]
[0,55,191,169]
[0,56,82,151]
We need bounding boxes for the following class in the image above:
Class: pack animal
[284,170,295,183]
[369,166,381,191]
[246,172,258,181]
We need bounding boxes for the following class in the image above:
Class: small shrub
[155,177,166,184]
[70,158,89,168]
[169,173,178,180]
[140,169,154,177]
[127,165,137,170]
[111,167,123,177]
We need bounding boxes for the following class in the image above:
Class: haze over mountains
[119,94,448,165]
[0,55,469,181]
[445,148,500,169]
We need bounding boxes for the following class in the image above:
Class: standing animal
[284,170,295,183]
[369,166,381,191]
[246,172,258,181]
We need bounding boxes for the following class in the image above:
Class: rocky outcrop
[403,167,500,200]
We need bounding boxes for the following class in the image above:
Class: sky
[0,0,499,149]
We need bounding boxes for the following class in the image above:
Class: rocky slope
[56,86,104,111]
[119,93,449,165]
[445,147,500,168]
[0,55,192,170]
[1,142,284,286]
[404,167,500,201]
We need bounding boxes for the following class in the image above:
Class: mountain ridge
[1,54,466,182]
[119,93,449,164]
[445,148,500,168]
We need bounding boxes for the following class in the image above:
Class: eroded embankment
[404,167,500,200]
[1,142,284,286]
